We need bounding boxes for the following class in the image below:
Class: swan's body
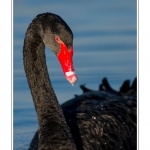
[23,13,136,150]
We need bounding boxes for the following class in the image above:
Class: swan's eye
[55,35,63,44]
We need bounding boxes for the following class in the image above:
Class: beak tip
[66,74,78,86]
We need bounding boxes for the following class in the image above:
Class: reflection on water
[13,1,136,149]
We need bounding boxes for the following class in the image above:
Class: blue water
[13,1,137,149]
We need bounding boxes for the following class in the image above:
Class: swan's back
[62,78,137,150]
[62,92,136,150]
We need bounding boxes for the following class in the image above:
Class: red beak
[57,43,78,85]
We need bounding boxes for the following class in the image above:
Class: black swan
[23,13,137,150]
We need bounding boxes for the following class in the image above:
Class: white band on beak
[65,71,76,77]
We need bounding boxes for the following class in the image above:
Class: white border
[137,1,139,150]
[139,0,150,149]
[0,0,12,149]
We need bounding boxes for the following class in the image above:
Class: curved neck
[23,25,76,149]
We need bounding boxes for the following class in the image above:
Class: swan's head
[38,13,78,85]
[55,36,78,86]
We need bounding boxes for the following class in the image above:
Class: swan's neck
[23,27,76,149]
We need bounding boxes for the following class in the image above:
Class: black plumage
[62,78,137,150]
[23,13,137,150]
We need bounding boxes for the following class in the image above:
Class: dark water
[13,1,137,149]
